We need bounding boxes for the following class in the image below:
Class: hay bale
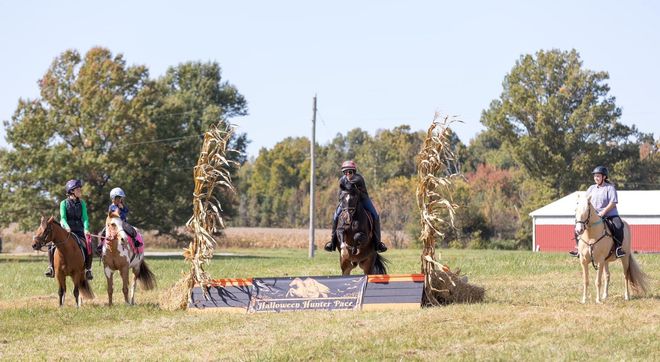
[423,268,485,305]
[159,274,194,311]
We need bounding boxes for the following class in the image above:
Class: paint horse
[101,215,156,305]
[32,216,94,307]
[337,185,387,275]
[574,193,649,303]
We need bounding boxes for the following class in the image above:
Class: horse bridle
[32,222,54,251]
[32,221,72,251]
[340,191,358,223]
[574,204,611,270]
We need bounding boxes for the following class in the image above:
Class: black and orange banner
[247,275,366,313]
[189,274,424,312]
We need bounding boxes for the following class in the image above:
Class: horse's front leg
[595,263,604,304]
[339,249,354,276]
[601,263,610,301]
[580,259,589,304]
[105,266,114,306]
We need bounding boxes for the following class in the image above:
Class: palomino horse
[574,193,648,303]
[32,216,94,307]
[101,215,156,305]
[337,186,387,275]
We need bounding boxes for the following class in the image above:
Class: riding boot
[609,217,626,258]
[85,250,93,280]
[324,218,339,252]
[373,217,387,253]
[44,244,55,278]
[569,233,579,257]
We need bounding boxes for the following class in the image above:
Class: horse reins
[575,205,612,270]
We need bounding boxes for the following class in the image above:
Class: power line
[115,134,203,147]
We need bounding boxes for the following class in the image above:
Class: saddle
[71,233,92,265]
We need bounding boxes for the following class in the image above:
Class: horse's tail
[79,278,95,300]
[373,253,388,275]
[626,254,649,296]
[136,260,157,290]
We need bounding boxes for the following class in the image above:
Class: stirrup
[86,269,94,280]
[376,242,388,253]
[568,250,579,257]
[44,267,55,278]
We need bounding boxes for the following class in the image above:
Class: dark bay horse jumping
[337,186,387,275]
[32,216,94,307]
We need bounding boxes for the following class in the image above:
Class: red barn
[530,190,660,253]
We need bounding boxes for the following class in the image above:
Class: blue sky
[1,1,658,158]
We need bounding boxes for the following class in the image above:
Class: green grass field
[0,248,658,361]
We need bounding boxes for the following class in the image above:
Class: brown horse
[337,187,387,275]
[32,216,94,307]
[101,215,156,305]
[574,193,649,303]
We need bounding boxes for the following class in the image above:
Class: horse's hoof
[580,299,586,304]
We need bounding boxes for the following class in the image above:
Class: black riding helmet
[591,166,608,177]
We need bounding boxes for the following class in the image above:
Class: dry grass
[1,249,658,360]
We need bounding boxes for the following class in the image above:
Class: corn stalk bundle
[416,113,484,305]
[159,123,236,311]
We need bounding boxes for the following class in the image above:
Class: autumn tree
[0,48,247,233]
[481,49,646,196]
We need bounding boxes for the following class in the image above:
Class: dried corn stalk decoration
[416,113,484,305]
[159,122,237,311]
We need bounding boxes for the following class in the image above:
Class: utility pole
[309,95,317,258]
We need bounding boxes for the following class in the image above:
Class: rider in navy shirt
[324,160,387,253]
[108,187,141,248]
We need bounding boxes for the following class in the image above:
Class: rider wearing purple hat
[45,179,94,279]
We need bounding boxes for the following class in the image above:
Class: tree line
[1,48,658,248]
